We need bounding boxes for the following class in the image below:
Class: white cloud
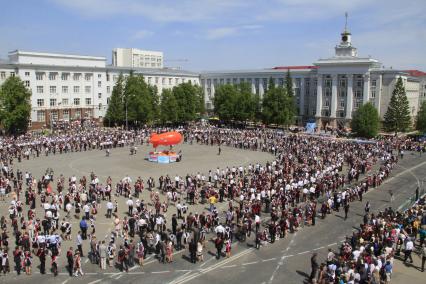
[204,24,263,40]
[50,0,248,22]
[132,30,154,40]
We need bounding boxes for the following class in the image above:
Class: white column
[211,82,215,98]
[363,74,370,104]
[299,78,305,116]
[330,74,338,118]
[251,82,256,94]
[346,75,354,119]
[315,75,323,117]
[259,83,264,98]
[375,74,382,115]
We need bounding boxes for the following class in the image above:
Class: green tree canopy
[213,84,238,123]
[0,76,31,135]
[416,101,426,133]
[172,82,204,123]
[104,74,124,126]
[160,89,178,124]
[350,102,380,138]
[262,77,295,126]
[383,77,411,132]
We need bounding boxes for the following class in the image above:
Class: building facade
[0,50,199,129]
[0,27,425,130]
[112,48,163,69]
[200,28,424,128]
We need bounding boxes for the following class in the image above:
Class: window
[113,75,118,82]
[98,93,102,99]
[73,86,80,93]
[325,100,330,107]
[339,80,346,87]
[355,89,362,98]
[98,81,101,87]
[61,73,69,81]
[24,81,30,87]
[73,98,80,105]
[106,74,110,81]
[85,98,91,105]
[0,72,5,79]
[37,111,45,122]
[340,100,345,108]
[175,78,179,84]
[107,86,111,93]
[63,110,70,121]
[162,78,165,84]
[49,73,56,80]
[25,72,30,76]
[62,98,69,106]
[75,110,81,118]
[371,80,377,87]
[356,80,363,87]
[371,90,376,98]
[37,99,44,107]
[50,98,56,107]
[169,78,172,85]
[85,86,91,93]
[98,74,102,79]
[36,73,44,80]
[155,77,158,84]
[85,74,92,81]
[98,103,102,110]
[73,73,81,81]
[50,86,56,94]
[51,110,58,121]
[10,72,15,77]
[37,86,44,93]
[62,86,68,93]
[148,77,152,84]
[107,97,110,104]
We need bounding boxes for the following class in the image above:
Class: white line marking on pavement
[128,272,145,275]
[222,264,237,268]
[328,242,337,246]
[61,279,70,284]
[242,261,259,266]
[199,256,215,268]
[297,251,310,255]
[313,246,325,251]
[115,274,123,280]
[88,280,103,284]
[152,270,170,274]
[169,248,254,284]
[175,270,191,272]
[262,258,277,262]
[85,259,89,263]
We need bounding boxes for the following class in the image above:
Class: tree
[351,102,380,138]
[234,82,256,122]
[0,76,31,135]
[285,70,294,98]
[383,77,411,132]
[213,84,238,123]
[104,74,125,126]
[160,89,178,124]
[416,101,426,133]
[173,82,204,123]
[125,74,158,126]
[262,76,295,126]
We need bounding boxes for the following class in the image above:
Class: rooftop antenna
[344,12,348,32]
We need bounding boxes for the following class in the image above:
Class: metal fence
[397,180,426,212]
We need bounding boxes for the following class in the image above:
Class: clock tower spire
[335,12,357,57]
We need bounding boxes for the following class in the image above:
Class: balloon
[149,131,183,148]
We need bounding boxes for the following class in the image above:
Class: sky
[0,0,425,71]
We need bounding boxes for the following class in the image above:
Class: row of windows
[36,98,100,107]
[37,109,94,122]
[0,71,15,79]
[36,85,108,95]
[34,72,107,81]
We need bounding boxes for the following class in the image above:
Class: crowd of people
[310,196,426,284]
[0,125,424,280]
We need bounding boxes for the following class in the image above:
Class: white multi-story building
[200,27,424,128]
[0,50,198,129]
[112,48,163,69]
[0,25,424,130]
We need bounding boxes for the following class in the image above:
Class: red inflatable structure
[149,131,183,148]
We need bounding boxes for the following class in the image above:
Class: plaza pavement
[1,143,425,284]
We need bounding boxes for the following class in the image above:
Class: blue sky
[1,0,425,71]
